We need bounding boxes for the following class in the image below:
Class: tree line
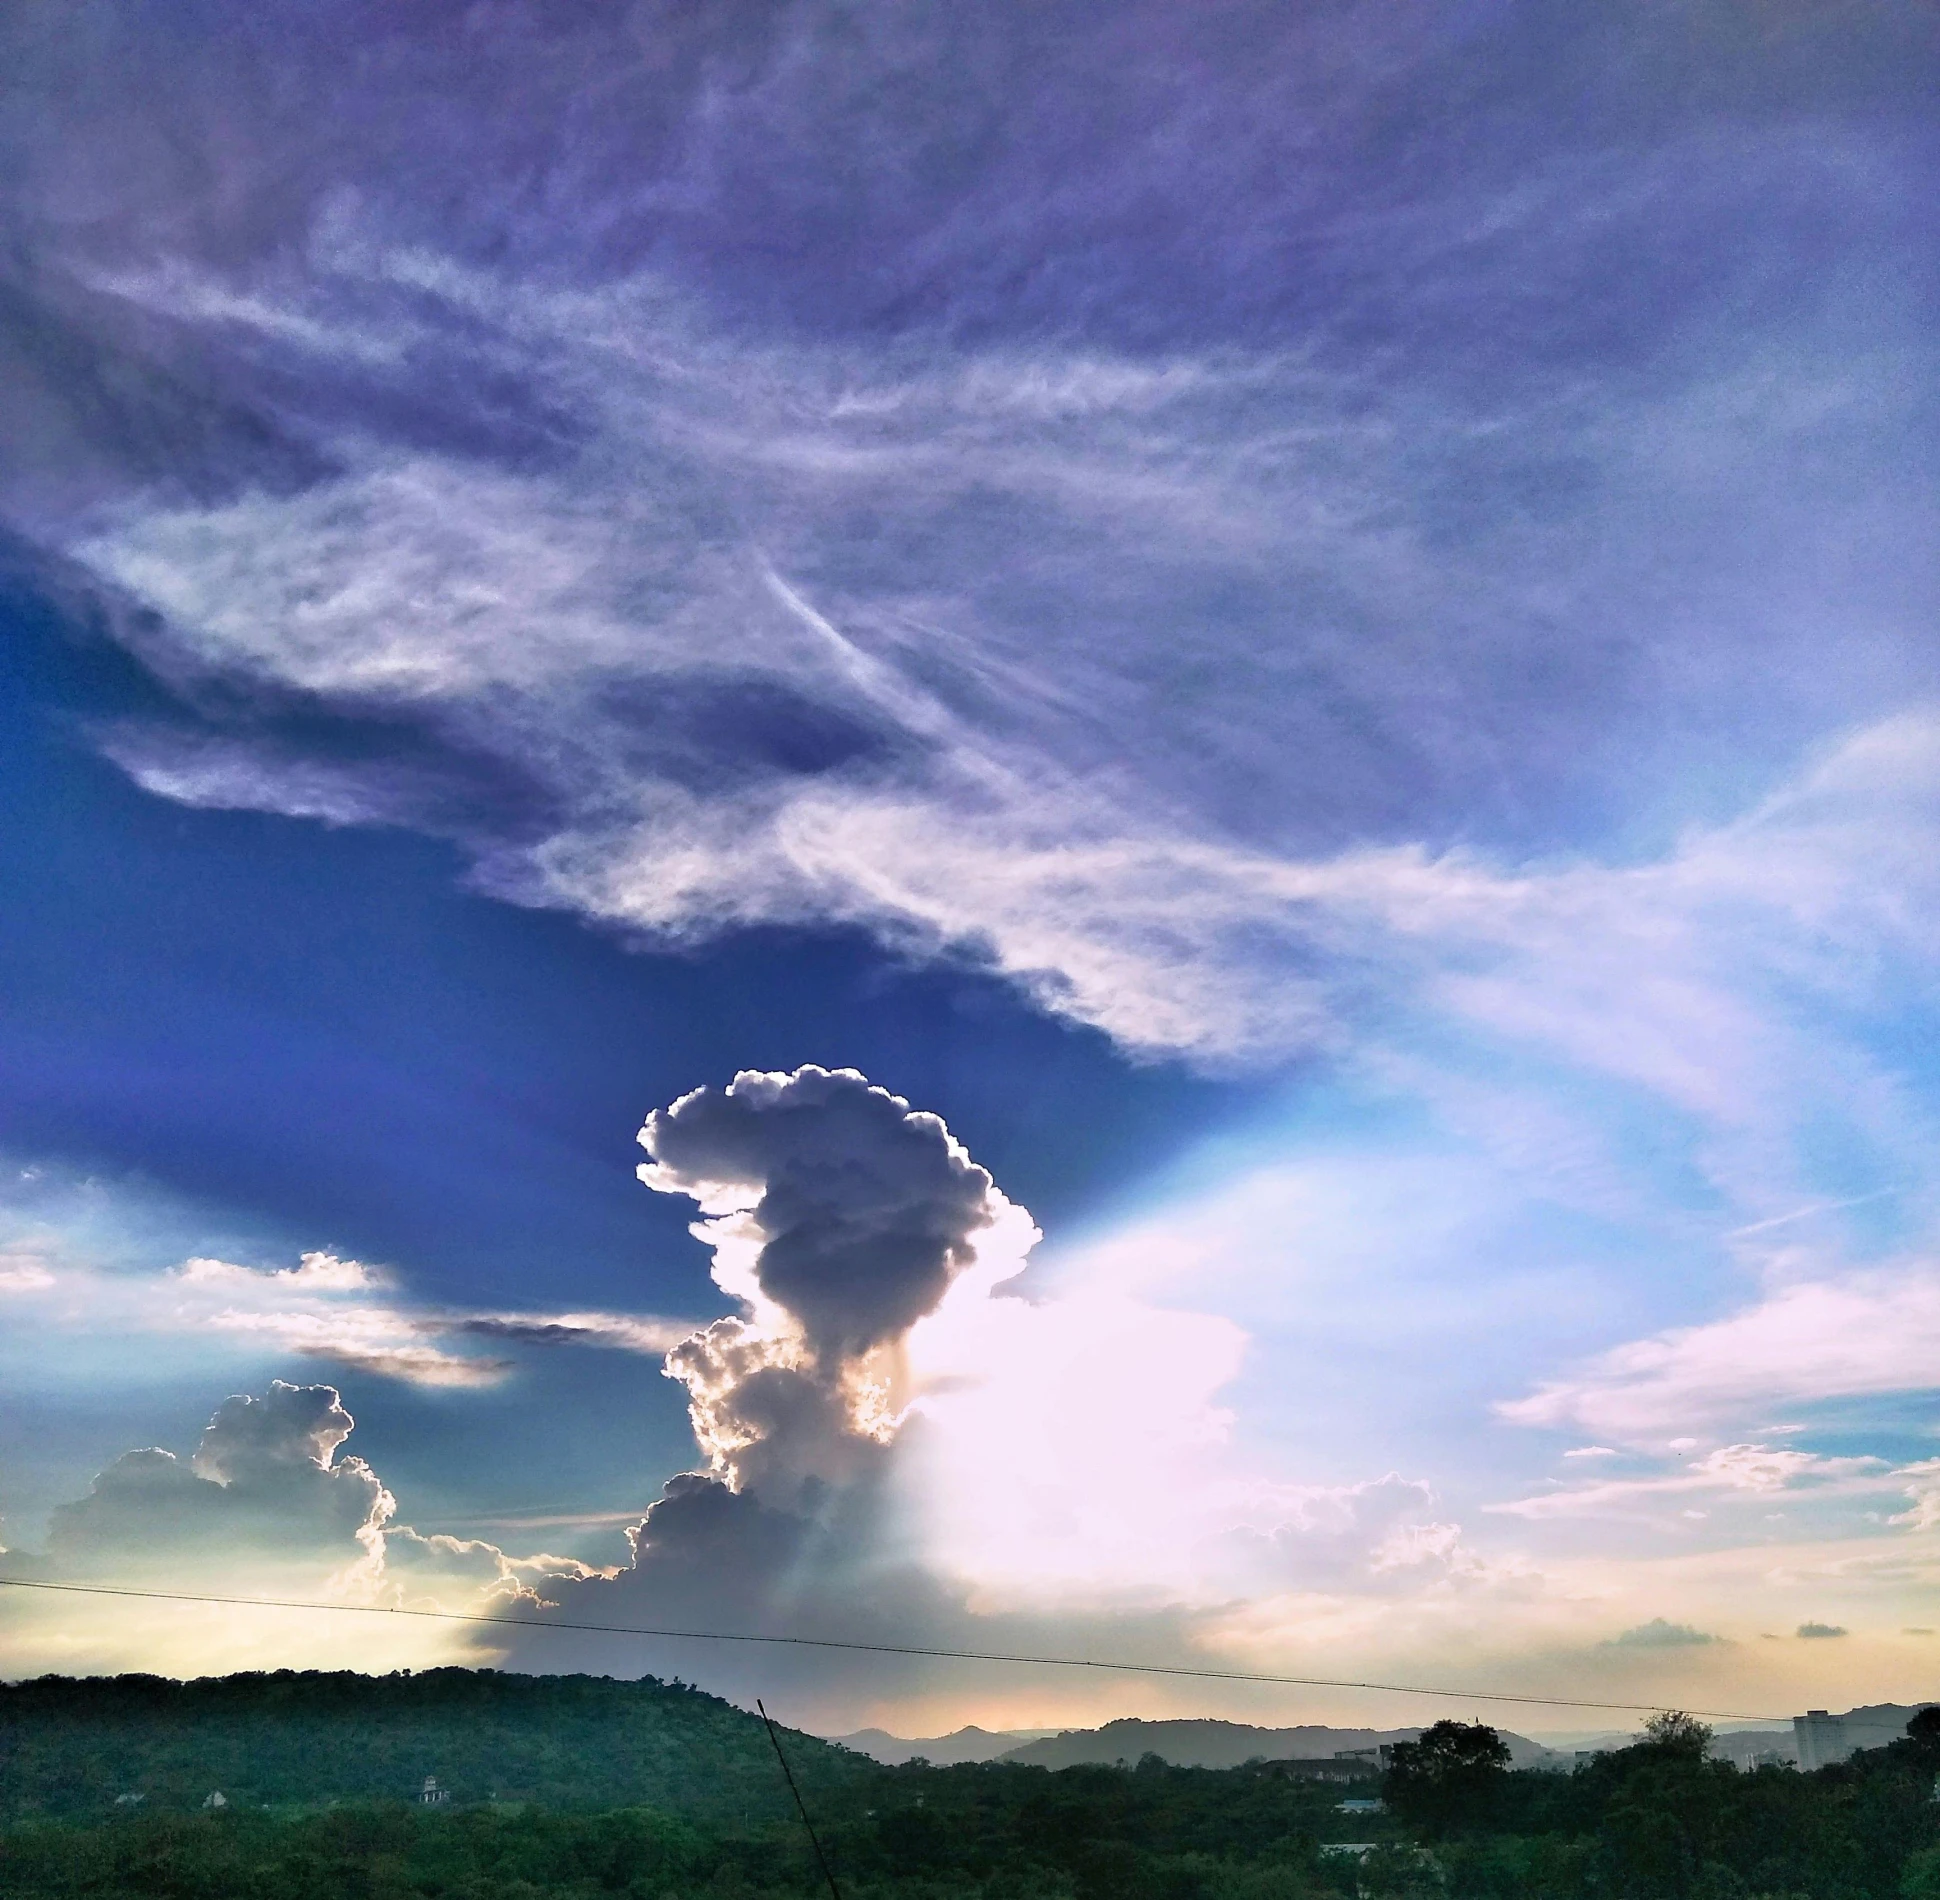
[4,1671,1939,1897]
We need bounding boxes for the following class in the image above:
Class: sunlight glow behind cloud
[0,0,1934,1725]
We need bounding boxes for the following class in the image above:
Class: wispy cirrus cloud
[47,203,1940,1071]
[4,1245,696,1391]
[1499,1268,1940,1446]
[1489,1444,1889,1524]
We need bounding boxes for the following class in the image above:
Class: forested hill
[0,1669,876,1822]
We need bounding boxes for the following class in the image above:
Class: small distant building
[113,1793,144,1807]
[1334,1744,1395,1768]
[1337,1798,1385,1815]
[420,1776,451,1806]
[1795,1711,1850,1771]
[1320,1843,1380,1861]
[202,1791,228,1811]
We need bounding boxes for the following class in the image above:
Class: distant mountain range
[830,1725,1059,1766]
[830,1716,1568,1771]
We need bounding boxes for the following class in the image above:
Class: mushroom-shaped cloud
[640,1065,1018,1362]
[636,1066,1037,1501]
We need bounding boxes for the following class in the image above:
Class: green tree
[1642,1711,1714,1760]
[1383,1722,1511,1838]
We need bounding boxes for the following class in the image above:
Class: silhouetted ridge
[0,1667,872,1821]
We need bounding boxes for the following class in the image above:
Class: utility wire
[758,1699,844,1900]
[0,1576,1786,1722]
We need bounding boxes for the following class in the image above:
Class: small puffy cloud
[46,1382,392,1577]
[0,1254,55,1291]
[1890,1459,1940,1532]
[191,1382,357,1480]
[1564,1446,1619,1459]
[1607,1618,1721,1648]
[1695,1444,1846,1492]
[18,1382,561,1628]
[176,1251,386,1291]
[1797,1622,1848,1639]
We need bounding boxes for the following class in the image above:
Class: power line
[0,1576,1786,1722]
[759,1699,845,1900]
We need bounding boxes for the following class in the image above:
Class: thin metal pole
[757,1698,844,1900]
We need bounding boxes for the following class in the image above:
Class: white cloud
[0,1233,695,1391]
[43,1382,394,1582]
[194,1308,512,1390]
[4,1381,592,1645]
[347,1526,604,1615]
[176,1251,383,1291]
[1488,1443,1887,1522]
[0,1253,55,1291]
[1500,1268,1940,1444]
[635,1065,1041,1504]
[64,236,1940,1079]
[1891,1461,1940,1534]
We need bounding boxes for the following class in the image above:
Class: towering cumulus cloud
[637,1065,1035,1511]
[481,1070,1071,1694]
[509,1068,1484,1706]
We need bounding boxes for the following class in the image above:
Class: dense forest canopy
[0,1668,874,1825]
[3,1672,1939,1898]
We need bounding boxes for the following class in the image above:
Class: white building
[1794,1704,1939,1771]
[420,1776,451,1805]
[1794,1712,1848,1770]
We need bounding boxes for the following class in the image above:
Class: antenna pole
[757,1698,844,1900]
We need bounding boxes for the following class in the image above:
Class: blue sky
[1,0,1937,1735]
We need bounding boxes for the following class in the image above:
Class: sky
[1,0,1937,1740]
